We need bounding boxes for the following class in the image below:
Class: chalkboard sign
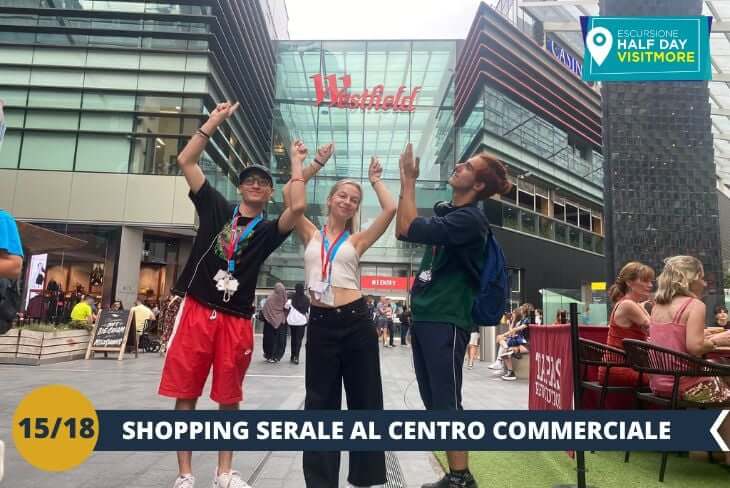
[85,309,136,360]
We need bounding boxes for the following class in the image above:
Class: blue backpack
[471,227,509,326]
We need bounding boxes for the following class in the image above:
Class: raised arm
[277,139,308,234]
[352,157,397,255]
[177,101,240,193]
[395,143,420,239]
[282,143,334,244]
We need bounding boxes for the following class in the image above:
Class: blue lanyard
[227,206,262,273]
[320,227,350,284]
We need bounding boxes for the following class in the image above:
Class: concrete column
[479,326,495,363]
[114,226,143,309]
[164,237,192,297]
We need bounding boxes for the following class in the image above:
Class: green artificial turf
[434,451,729,488]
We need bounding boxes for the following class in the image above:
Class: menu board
[85,309,137,360]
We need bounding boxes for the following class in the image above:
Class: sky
[286,0,489,40]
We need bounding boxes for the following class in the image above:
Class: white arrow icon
[710,410,729,451]
[586,26,613,66]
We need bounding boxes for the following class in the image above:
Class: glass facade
[459,85,604,187]
[263,39,606,288]
[0,1,252,199]
[266,40,458,284]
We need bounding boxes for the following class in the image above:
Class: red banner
[360,275,413,291]
[528,324,610,411]
[529,325,574,411]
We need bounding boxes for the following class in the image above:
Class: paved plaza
[0,335,528,488]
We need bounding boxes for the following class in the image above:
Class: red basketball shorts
[158,296,254,404]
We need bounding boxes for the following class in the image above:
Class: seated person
[714,305,729,330]
[599,261,654,387]
[496,304,533,381]
[69,296,96,331]
[130,300,155,334]
[649,256,730,463]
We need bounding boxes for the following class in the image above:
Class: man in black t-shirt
[158,101,308,488]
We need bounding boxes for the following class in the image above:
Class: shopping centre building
[1,1,725,317]
[0,0,287,309]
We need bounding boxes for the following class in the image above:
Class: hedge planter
[0,328,90,365]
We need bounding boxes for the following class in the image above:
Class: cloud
[286,0,484,40]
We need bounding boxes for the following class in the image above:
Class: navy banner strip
[95,410,728,452]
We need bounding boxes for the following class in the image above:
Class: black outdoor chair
[578,338,639,409]
[622,339,730,482]
[578,338,640,462]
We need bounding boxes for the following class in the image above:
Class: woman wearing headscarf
[262,283,288,363]
[286,283,310,364]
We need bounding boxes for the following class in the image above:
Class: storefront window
[136,95,183,113]
[28,89,81,109]
[503,205,518,230]
[538,216,554,240]
[75,134,131,173]
[582,231,594,252]
[20,132,76,170]
[568,226,581,248]
[130,136,181,175]
[579,208,592,231]
[565,203,579,226]
[28,223,117,321]
[518,189,535,211]
[555,222,568,244]
[135,115,183,134]
[82,92,135,111]
[520,210,536,234]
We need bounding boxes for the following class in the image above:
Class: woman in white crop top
[283,147,396,488]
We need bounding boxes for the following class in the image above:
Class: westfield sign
[310,73,422,112]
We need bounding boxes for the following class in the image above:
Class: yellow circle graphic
[12,385,99,472]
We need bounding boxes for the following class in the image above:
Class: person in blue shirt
[0,209,23,279]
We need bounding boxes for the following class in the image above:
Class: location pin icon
[586,27,613,66]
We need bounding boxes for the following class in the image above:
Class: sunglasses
[241,176,272,188]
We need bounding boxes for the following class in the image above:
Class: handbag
[0,278,21,334]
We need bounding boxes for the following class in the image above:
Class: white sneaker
[173,474,195,488]
[487,361,503,370]
[213,470,251,488]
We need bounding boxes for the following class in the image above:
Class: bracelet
[196,128,211,139]
[371,179,382,185]
[290,177,305,184]
[313,159,325,167]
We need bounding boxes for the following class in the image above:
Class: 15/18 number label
[17,417,96,440]
[12,385,99,472]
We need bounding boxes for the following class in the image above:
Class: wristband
[313,159,325,167]
[197,128,211,139]
[371,179,382,185]
[290,177,305,184]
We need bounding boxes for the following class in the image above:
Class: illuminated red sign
[311,74,422,112]
[361,275,415,290]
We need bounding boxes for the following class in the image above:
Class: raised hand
[290,139,308,163]
[400,143,420,180]
[208,101,240,126]
[315,143,335,166]
[369,156,383,184]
